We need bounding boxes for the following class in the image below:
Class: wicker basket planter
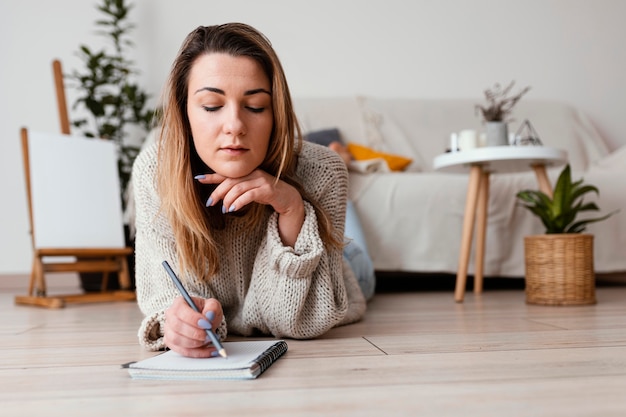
[524,233,596,306]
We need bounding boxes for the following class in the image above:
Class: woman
[132,23,369,358]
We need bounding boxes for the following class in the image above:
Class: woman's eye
[246,106,265,114]
[202,106,221,112]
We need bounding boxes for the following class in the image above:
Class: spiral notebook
[127,340,288,380]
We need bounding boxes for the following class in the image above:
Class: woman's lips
[221,146,248,156]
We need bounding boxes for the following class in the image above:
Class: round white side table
[433,146,568,302]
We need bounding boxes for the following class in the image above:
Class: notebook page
[130,340,282,371]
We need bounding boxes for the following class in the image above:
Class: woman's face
[187,53,273,178]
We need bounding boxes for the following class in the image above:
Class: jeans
[343,201,376,300]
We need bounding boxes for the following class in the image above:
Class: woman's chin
[213,167,255,179]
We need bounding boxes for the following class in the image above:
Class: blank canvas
[28,131,125,248]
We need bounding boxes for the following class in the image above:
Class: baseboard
[374,271,626,293]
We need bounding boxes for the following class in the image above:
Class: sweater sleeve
[131,143,227,351]
[240,144,365,338]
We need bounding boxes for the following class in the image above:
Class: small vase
[485,122,509,146]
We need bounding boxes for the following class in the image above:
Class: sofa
[293,96,626,278]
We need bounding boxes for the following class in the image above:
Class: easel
[14,60,136,308]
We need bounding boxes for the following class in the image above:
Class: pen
[161,260,228,358]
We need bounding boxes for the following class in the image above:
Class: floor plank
[1,274,626,416]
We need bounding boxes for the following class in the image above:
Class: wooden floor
[1,273,626,417]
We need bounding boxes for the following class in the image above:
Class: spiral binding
[250,340,289,377]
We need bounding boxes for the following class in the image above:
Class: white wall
[1,0,625,274]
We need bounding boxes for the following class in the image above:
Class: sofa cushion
[304,128,343,147]
[347,143,412,172]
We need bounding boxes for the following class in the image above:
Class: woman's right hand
[163,296,224,358]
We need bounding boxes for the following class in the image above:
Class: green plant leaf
[550,164,571,220]
[571,184,599,202]
[565,211,617,233]
[515,164,615,234]
[577,201,600,212]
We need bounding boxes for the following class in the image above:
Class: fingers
[217,176,268,213]
[195,172,255,211]
[195,172,227,185]
[202,297,224,330]
[198,170,301,216]
[163,296,223,358]
[200,170,270,212]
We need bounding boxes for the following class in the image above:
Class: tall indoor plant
[68,0,153,291]
[476,81,530,146]
[68,0,154,212]
[516,164,615,305]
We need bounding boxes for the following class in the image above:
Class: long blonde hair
[156,23,340,279]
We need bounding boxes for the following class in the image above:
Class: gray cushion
[304,128,343,147]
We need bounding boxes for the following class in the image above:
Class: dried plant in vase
[475,81,531,147]
[475,80,531,123]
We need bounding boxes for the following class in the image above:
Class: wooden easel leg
[34,256,46,296]
[28,257,37,296]
[15,247,136,308]
[117,256,131,290]
[101,270,110,292]
[455,165,482,303]
[53,59,71,135]
[15,295,65,308]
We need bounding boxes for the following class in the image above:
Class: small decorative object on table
[513,119,543,146]
[516,164,616,305]
[476,81,531,146]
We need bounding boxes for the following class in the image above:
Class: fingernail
[206,196,213,207]
[222,204,226,214]
[194,174,206,180]
[197,318,212,330]
[210,350,220,357]
[228,204,235,213]
[205,311,215,321]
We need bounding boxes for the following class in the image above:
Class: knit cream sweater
[132,140,366,351]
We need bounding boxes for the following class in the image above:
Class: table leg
[455,165,482,302]
[532,164,553,198]
[474,171,490,294]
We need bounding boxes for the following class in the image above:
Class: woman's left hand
[197,169,305,247]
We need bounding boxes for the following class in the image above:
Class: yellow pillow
[347,143,413,172]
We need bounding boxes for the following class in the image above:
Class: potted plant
[67,0,154,291]
[476,81,530,146]
[516,164,615,305]
[68,0,154,212]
